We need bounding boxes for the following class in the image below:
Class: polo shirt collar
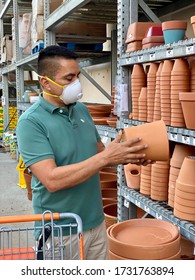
[39,95,76,115]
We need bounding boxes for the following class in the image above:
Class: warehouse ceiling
[1,0,195,34]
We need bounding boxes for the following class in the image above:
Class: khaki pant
[44,221,108,260]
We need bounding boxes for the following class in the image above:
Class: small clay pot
[177,156,195,186]
[124,164,141,190]
[124,120,169,161]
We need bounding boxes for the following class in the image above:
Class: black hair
[37,45,78,78]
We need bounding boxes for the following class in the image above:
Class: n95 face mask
[41,75,83,105]
[60,79,83,105]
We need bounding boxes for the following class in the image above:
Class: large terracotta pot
[124,120,169,161]
[100,172,117,188]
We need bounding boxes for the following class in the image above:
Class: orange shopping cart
[0,210,84,260]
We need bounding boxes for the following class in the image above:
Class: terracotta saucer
[107,219,180,260]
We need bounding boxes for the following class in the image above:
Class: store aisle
[0,152,33,217]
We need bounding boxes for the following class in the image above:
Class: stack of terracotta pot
[147,63,159,122]
[160,59,174,126]
[86,103,117,125]
[103,202,118,229]
[151,161,170,201]
[100,167,117,207]
[170,58,190,127]
[125,22,162,52]
[138,87,147,121]
[168,144,195,208]
[140,164,152,196]
[153,61,164,121]
[174,156,195,222]
[107,218,181,260]
[142,26,164,49]
[131,64,147,120]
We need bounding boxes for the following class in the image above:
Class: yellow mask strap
[43,91,60,98]
[38,75,65,88]
[38,75,64,98]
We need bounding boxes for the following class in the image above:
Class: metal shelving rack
[1,0,195,248]
[0,0,117,127]
[116,0,195,246]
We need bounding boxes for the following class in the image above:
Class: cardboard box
[31,0,63,16]
[1,35,13,63]
[31,15,44,42]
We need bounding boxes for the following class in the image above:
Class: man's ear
[39,76,51,91]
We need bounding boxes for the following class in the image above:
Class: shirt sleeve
[16,118,55,168]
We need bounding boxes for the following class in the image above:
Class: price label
[182,135,190,144]
[138,55,143,62]
[144,206,150,213]
[124,199,129,208]
[134,200,141,208]
[149,53,155,60]
[156,213,163,220]
[186,45,194,54]
[170,133,177,141]
[166,49,173,57]
[125,58,131,64]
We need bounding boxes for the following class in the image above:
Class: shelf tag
[170,133,177,141]
[155,213,162,220]
[149,53,155,60]
[1,96,5,106]
[101,136,109,144]
[166,49,173,57]
[124,199,129,208]
[144,205,150,213]
[182,135,190,145]
[135,200,141,208]
[186,45,194,54]
[138,55,143,62]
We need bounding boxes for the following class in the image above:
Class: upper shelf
[120,38,195,66]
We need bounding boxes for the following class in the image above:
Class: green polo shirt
[16,96,104,238]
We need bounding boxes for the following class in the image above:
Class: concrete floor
[0,152,33,217]
[0,151,35,247]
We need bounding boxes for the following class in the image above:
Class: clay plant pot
[103,202,118,229]
[124,120,169,161]
[179,92,195,129]
[107,218,180,260]
[177,156,195,186]
[100,171,117,188]
[162,20,187,44]
[124,164,141,190]
[190,16,195,36]
[170,143,195,168]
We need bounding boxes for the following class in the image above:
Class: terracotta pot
[101,188,117,199]
[107,219,180,260]
[177,156,195,186]
[124,120,169,161]
[162,20,187,30]
[100,171,117,188]
[190,16,195,36]
[170,143,195,168]
[125,22,162,43]
[179,92,195,129]
[103,202,118,228]
[124,164,141,190]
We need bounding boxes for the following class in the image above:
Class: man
[16,45,149,260]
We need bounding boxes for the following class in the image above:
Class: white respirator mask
[41,76,83,105]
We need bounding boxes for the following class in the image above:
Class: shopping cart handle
[0,213,60,224]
